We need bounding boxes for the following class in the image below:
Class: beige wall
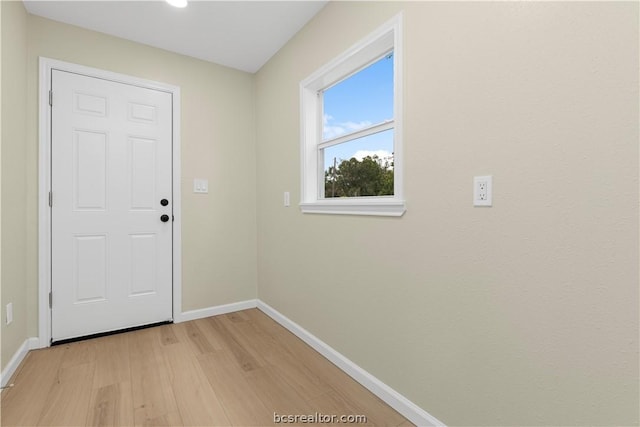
[1,0,29,372]
[255,2,639,425]
[2,10,258,369]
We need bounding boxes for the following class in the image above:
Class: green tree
[325,154,393,198]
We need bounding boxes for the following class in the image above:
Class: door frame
[38,57,182,348]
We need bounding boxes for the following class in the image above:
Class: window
[299,14,405,216]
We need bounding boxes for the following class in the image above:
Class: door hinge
[49,292,52,309]
[49,90,53,107]
[48,191,52,207]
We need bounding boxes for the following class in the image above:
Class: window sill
[299,199,406,217]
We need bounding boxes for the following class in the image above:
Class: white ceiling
[23,0,328,73]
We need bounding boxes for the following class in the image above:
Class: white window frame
[299,13,405,217]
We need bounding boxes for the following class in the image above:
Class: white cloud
[323,126,346,140]
[343,121,372,132]
[322,115,372,140]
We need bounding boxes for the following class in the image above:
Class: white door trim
[38,57,182,348]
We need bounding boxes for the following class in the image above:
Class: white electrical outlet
[6,302,13,325]
[474,175,492,206]
[284,191,290,207]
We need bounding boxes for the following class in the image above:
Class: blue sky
[322,53,394,170]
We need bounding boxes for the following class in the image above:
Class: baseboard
[257,300,446,427]
[177,299,258,322]
[1,337,39,388]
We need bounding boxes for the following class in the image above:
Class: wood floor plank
[158,323,179,346]
[86,382,134,427]
[1,346,67,426]
[244,308,290,336]
[314,375,406,427]
[133,411,183,427]
[162,335,230,426]
[206,316,262,372]
[93,334,131,388]
[270,361,334,403]
[197,350,273,426]
[37,361,95,426]
[244,364,314,416]
[215,315,274,366]
[193,318,226,351]
[308,390,376,426]
[60,340,97,369]
[231,315,333,401]
[128,328,182,426]
[181,320,216,354]
[225,310,250,323]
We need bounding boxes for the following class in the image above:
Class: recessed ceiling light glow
[166,0,188,8]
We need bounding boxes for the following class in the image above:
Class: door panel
[74,234,107,303]
[129,137,157,210]
[74,92,108,116]
[129,233,157,296]
[73,130,107,210]
[128,102,156,123]
[51,70,173,341]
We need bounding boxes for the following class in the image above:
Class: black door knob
[160,214,170,222]
[160,199,169,206]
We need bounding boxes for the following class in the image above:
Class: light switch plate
[193,179,209,194]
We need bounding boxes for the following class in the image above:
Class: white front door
[51,70,173,342]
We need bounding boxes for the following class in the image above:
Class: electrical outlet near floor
[474,175,492,206]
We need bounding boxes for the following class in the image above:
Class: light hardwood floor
[1,309,412,426]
